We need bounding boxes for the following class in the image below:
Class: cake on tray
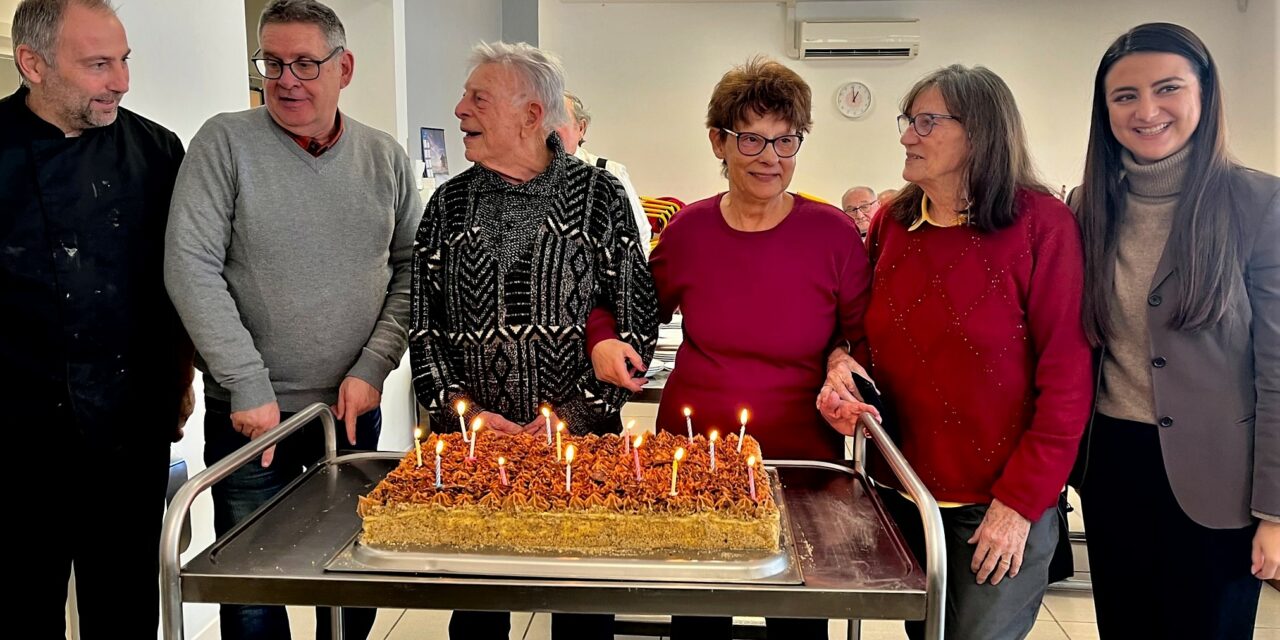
[357,430,780,555]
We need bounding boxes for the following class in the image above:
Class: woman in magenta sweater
[591,56,873,639]
[823,65,1093,639]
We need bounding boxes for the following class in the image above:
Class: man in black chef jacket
[1,0,193,636]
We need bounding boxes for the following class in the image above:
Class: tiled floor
[193,583,1280,639]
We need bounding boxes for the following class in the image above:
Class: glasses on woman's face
[720,128,804,158]
[251,46,344,80]
[897,112,961,137]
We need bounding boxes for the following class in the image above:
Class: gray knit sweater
[165,108,423,412]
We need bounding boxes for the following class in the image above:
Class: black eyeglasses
[720,128,804,158]
[251,46,344,80]
[897,112,961,137]
[844,202,876,216]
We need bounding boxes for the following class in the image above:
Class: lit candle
[565,444,576,492]
[747,455,758,503]
[541,405,552,446]
[556,421,565,462]
[737,409,749,452]
[633,434,644,481]
[414,426,423,467]
[670,446,685,496]
[709,429,719,471]
[456,400,469,443]
[622,419,635,453]
[467,416,482,461]
[498,455,509,486]
[683,406,693,440]
[434,438,444,488]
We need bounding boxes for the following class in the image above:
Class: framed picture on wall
[420,127,450,181]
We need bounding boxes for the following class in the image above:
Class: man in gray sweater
[163,1,420,638]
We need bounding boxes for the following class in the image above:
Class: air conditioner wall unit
[798,19,919,60]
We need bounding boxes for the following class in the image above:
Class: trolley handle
[855,413,946,640]
[160,403,338,639]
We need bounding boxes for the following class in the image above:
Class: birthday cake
[357,430,780,555]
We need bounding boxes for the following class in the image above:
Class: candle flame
[709,429,719,441]
[456,400,467,414]
[556,421,565,432]
[498,456,506,465]
[625,419,636,432]
[565,444,576,464]
[674,447,685,462]
[435,439,444,454]
[748,455,756,466]
[683,406,692,417]
[414,427,422,439]
[740,409,749,424]
[634,434,644,448]
[541,405,550,418]
[471,416,483,432]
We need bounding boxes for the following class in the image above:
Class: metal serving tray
[325,469,802,584]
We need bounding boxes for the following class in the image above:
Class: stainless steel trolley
[160,404,945,639]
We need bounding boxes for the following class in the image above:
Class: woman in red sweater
[822,65,1093,639]
[591,57,873,639]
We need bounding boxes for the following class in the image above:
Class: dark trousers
[205,398,382,640]
[30,432,170,638]
[1079,414,1262,640]
[448,611,615,639]
[670,615,828,639]
[881,489,1059,640]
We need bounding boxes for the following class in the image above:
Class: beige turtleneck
[1098,145,1191,424]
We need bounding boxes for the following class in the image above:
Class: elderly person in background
[841,185,879,238]
[591,56,873,640]
[878,188,899,206]
[410,41,657,640]
[556,91,652,253]
[821,65,1092,639]
[1073,23,1279,638]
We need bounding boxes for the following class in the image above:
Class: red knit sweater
[865,189,1092,520]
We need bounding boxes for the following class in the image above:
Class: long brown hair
[886,65,1047,232]
[1078,23,1239,346]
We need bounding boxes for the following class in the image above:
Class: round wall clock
[836,81,872,120]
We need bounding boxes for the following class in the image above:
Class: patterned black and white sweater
[410,134,658,435]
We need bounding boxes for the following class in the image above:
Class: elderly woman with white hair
[408,41,658,640]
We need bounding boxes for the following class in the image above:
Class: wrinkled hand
[825,347,871,404]
[333,376,381,446]
[231,401,281,467]
[591,338,647,393]
[481,411,526,436]
[174,384,195,443]
[1252,519,1280,580]
[521,411,559,436]
[968,498,1032,585]
[816,384,880,436]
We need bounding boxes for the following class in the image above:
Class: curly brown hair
[706,56,813,136]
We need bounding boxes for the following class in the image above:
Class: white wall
[540,0,1279,204]
[403,0,503,171]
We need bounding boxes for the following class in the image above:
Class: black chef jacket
[0,86,191,449]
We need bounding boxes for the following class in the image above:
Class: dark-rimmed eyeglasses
[251,46,344,80]
[897,112,961,137]
[844,202,876,216]
[720,128,804,158]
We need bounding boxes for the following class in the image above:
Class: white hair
[469,41,569,134]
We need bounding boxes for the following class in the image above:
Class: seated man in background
[411,40,657,640]
[557,91,652,253]
[841,185,879,239]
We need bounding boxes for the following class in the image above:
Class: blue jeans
[204,398,381,640]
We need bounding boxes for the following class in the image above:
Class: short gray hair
[259,0,346,50]
[11,0,116,86]
[469,41,568,132]
[564,91,591,128]
[844,186,875,202]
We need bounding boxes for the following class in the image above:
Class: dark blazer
[1078,167,1280,529]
